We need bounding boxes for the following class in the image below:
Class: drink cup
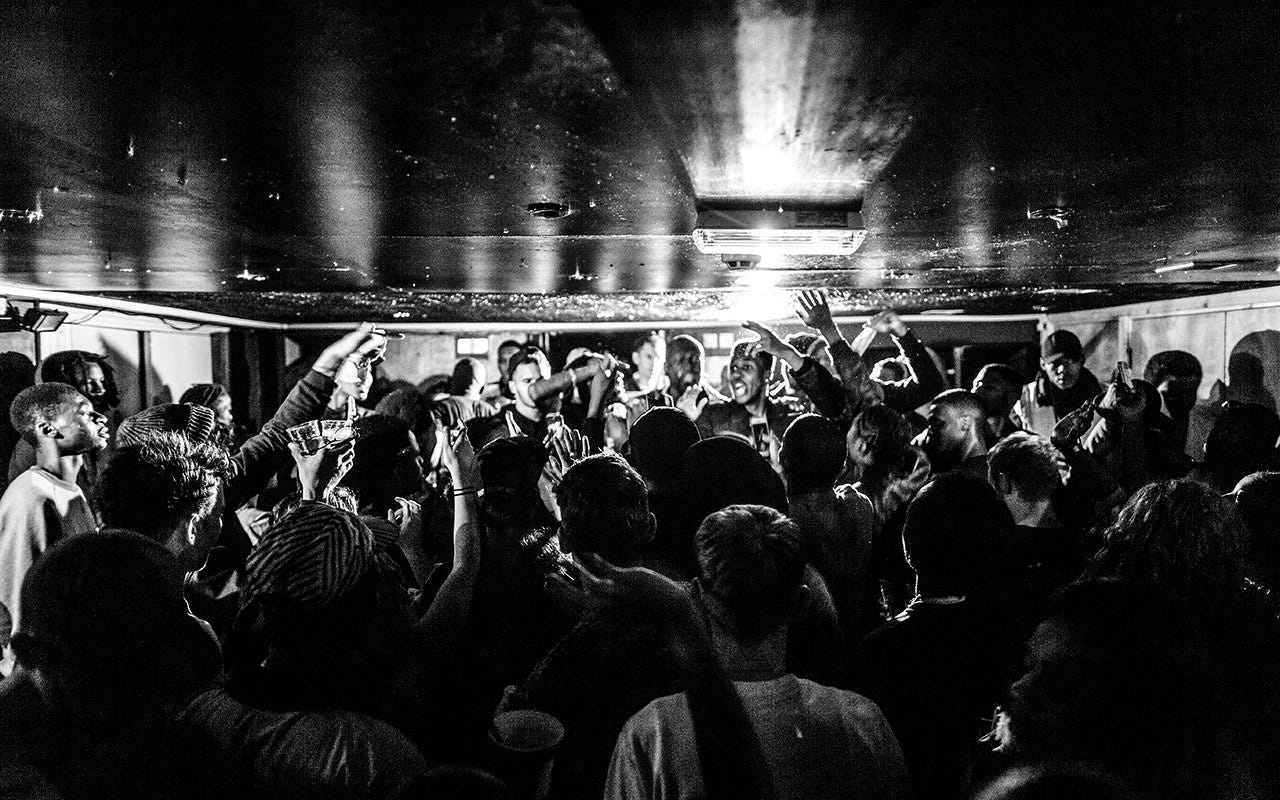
[286,420,325,455]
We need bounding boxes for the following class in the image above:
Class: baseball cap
[1041,330,1083,363]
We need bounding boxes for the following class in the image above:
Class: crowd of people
[0,288,1278,800]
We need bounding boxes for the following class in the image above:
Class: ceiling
[1,0,1279,325]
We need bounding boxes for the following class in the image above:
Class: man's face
[667,349,701,394]
[509,360,548,411]
[972,368,1016,416]
[395,429,425,491]
[924,401,968,463]
[1158,374,1200,415]
[633,341,666,385]
[497,345,521,381]
[1041,356,1082,390]
[728,355,763,405]
[336,357,375,401]
[51,398,110,453]
[846,426,874,467]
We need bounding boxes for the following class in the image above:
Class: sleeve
[829,339,884,416]
[882,331,946,412]
[604,714,656,800]
[226,369,335,509]
[790,357,848,420]
[0,488,53,631]
[860,698,912,800]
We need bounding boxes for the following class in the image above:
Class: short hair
[667,334,704,362]
[780,414,847,494]
[9,383,85,446]
[99,432,230,540]
[695,504,804,640]
[988,432,1062,502]
[507,346,551,380]
[343,414,419,513]
[40,350,120,410]
[731,340,773,374]
[631,331,664,355]
[449,358,485,395]
[628,407,700,487]
[933,388,986,418]
[374,387,434,441]
[1143,350,1203,386]
[972,363,1023,411]
[554,453,652,565]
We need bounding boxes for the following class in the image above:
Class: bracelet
[567,367,578,384]
[450,486,481,497]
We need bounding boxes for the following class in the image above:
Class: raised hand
[313,322,389,376]
[867,309,908,337]
[794,289,836,334]
[440,422,479,487]
[743,320,804,370]
[290,439,355,501]
[677,384,709,421]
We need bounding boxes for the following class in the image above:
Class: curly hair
[1087,479,1248,605]
[40,350,120,412]
[849,404,915,477]
[99,432,231,540]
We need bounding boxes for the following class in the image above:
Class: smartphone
[1116,360,1133,389]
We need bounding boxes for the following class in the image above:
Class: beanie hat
[243,501,375,613]
[116,403,217,449]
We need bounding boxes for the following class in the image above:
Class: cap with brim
[1041,330,1083,363]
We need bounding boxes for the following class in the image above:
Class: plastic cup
[286,420,325,455]
[488,710,564,800]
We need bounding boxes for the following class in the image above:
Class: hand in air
[741,320,791,361]
[290,439,355,501]
[440,422,479,487]
[677,384,709,421]
[794,290,835,332]
[867,309,908,337]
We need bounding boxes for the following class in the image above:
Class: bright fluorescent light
[693,206,865,256]
[1153,261,1195,274]
[692,227,866,255]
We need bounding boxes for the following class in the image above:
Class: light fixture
[0,300,67,333]
[692,203,866,256]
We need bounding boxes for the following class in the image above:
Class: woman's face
[336,358,375,400]
[213,394,234,429]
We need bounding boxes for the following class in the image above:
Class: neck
[741,394,767,417]
[1012,497,1060,528]
[961,437,988,462]
[328,389,351,410]
[35,445,83,483]
[699,593,787,681]
[514,402,542,422]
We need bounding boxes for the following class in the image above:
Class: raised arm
[743,320,846,420]
[795,291,883,415]
[869,310,947,411]
[227,326,387,507]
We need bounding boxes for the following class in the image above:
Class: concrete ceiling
[1,0,1279,324]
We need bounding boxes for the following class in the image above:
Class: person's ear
[991,472,1013,496]
[643,511,657,548]
[185,514,201,547]
[37,419,60,441]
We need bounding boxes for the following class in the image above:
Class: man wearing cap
[692,339,804,470]
[1012,329,1102,439]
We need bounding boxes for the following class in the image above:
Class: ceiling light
[527,201,572,219]
[693,204,866,255]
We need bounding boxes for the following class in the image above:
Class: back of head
[628,406,700,487]
[16,531,210,718]
[450,357,484,395]
[99,432,230,540]
[554,453,652,565]
[178,382,228,410]
[9,382,84,446]
[344,414,420,513]
[1090,479,1247,605]
[934,387,988,421]
[1230,471,1280,585]
[902,474,997,597]
[695,504,804,640]
[116,403,217,449]
[679,436,787,518]
[988,432,1061,502]
[1205,402,1280,491]
[0,351,36,400]
[478,436,547,520]
[780,413,846,495]
[375,387,434,440]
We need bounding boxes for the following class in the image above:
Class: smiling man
[693,341,802,468]
[0,383,109,641]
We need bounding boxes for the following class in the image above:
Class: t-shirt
[0,467,97,634]
[605,674,908,800]
[178,688,427,799]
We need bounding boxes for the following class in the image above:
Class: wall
[0,302,222,417]
[1046,285,1280,412]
